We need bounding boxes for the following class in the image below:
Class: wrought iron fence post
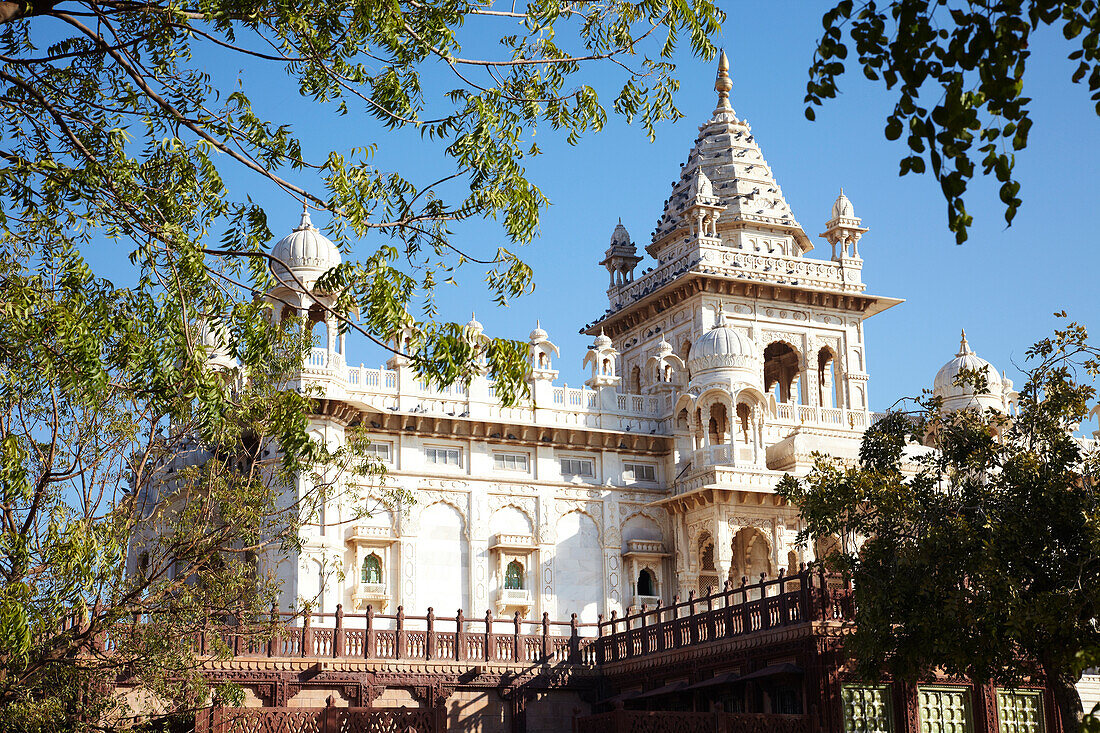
[395,605,405,659]
[740,577,751,632]
[484,610,492,662]
[456,609,465,662]
[687,591,698,645]
[334,604,344,658]
[302,609,312,657]
[426,607,435,661]
[596,613,605,664]
[541,612,550,663]
[268,604,280,658]
[513,611,521,662]
[569,613,579,664]
[759,573,771,630]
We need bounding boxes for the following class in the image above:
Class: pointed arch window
[361,554,383,584]
[504,560,525,590]
[637,568,656,597]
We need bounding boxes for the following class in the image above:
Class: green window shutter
[842,684,893,733]
[997,689,1044,733]
[917,686,973,733]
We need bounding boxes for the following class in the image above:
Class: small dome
[270,206,341,283]
[657,337,674,357]
[688,309,761,384]
[692,167,714,199]
[933,330,1005,411]
[831,190,854,220]
[196,319,235,371]
[594,330,613,349]
[610,221,631,247]
[529,320,548,343]
[465,312,484,340]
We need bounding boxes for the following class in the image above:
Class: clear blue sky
[64,4,1100,415]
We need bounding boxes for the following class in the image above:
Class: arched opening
[679,341,692,380]
[708,402,730,445]
[698,534,718,597]
[537,350,548,369]
[736,402,752,444]
[764,342,801,404]
[601,358,611,375]
[504,560,525,590]
[676,408,689,432]
[818,347,839,409]
[629,365,641,394]
[308,304,327,349]
[361,553,383,584]
[731,527,773,584]
[637,568,656,597]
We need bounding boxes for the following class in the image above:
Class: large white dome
[688,309,761,387]
[270,207,341,284]
[933,330,1005,412]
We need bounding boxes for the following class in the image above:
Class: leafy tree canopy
[0,1,723,729]
[778,316,1100,733]
[810,0,1100,243]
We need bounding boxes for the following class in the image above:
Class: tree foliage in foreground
[810,1,1100,243]
[0,1,723,729]
[778,317,1100,733]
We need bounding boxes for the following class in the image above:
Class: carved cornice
[364,411,670,455]
[586,273,899,340]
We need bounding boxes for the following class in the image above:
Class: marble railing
[609,238,863,308]
[300,348,669,433]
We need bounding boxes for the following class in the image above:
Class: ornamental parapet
[295,347,671,434]
[609,239,864,310]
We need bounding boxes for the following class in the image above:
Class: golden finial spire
[715,49,732,112]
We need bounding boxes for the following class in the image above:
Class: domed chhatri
[688,308,761,388]
[933,330,1011,413]
[831,189,854,220]
[269,205,342,285]
[196,318,236,372]
[529,319,549,343]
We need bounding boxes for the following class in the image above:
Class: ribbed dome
[831,190,854,220]
[196,319,236,371]
[529,320,548,343]
[594,330,613,349]
[270,207,341,283]
[933,330,1005,411]
[609,221,631,247]
[688,309,761,383]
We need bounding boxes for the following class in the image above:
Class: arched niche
[730,526,773,585]
[416,502,469,614]
[489,505,534,539]
[763,341,802,404]
[817,346,840,409]
[553,511,603,623]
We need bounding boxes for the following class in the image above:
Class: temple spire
[714,49,732,112]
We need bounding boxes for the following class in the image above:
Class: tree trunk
[1046,662,1084,733]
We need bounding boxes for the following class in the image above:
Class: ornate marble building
[222,53,1022,631]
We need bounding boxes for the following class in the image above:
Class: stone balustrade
[609,238,864,309]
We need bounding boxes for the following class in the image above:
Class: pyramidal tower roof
[649,50,809,255]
